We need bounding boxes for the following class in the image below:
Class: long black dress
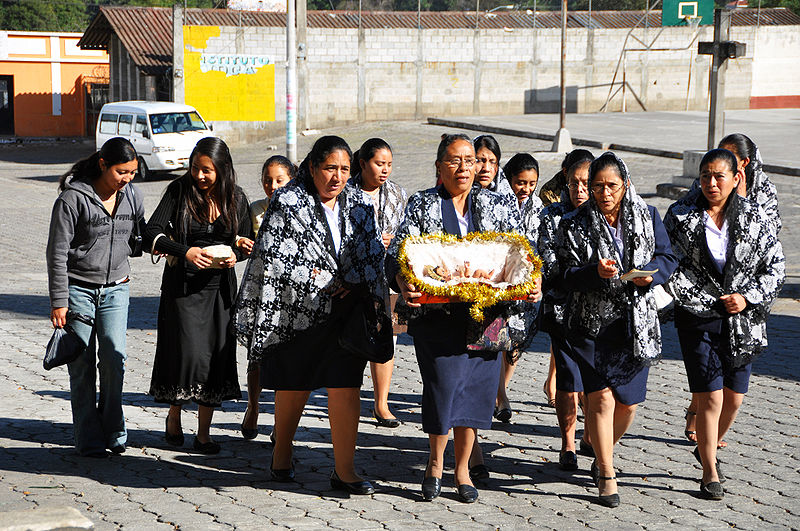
[146,178,252,407]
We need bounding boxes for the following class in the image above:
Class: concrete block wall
[200,22,800,141]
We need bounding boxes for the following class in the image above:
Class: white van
[96,101,214,180]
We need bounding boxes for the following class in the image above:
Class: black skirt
[149,276,241,407]
[261,294,368,391]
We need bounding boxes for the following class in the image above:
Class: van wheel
[137,157,149,181]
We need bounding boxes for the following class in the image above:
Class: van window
[135,115,148,136]
[118,114,133,136]
[99,113,118,134]
[150,111,207,134]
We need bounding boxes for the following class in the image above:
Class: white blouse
[322,201,342,256]
[704,212,729,273]
[455,208,472,237]
[606,217,624,259]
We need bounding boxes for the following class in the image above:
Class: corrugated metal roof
[78,6,800,72]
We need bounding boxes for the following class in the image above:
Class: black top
[145,178,252,297]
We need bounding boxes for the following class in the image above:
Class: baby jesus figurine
[423,260,497,283]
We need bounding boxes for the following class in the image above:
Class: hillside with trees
[0,0,797,32]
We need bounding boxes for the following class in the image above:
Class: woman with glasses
[537,149,594,471]
[556,152,676,507]
[387,133,540,503]
[664,149,784,500]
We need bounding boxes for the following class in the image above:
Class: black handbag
[43,312,94,370]
[339,292,394,364]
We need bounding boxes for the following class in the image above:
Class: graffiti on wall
[183,25,275,122]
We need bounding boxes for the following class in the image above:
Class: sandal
[684,409,697,443]
[543,382,556,408]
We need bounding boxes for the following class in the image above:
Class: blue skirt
[549,325,584,393]
[567,317,649,405]
[410,306,501,435]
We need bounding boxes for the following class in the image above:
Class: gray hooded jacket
[46,176,145,308]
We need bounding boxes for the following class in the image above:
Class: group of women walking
[46,130,784,507]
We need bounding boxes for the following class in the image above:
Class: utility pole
[286,0,297,163]
[698,9,746,150]
[551,0,572,152]
[172,4,184,104]
[297,0,309,132]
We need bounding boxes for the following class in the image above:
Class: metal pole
[286,0,297,163]
[172,4,184,104]
[559,0,566,129]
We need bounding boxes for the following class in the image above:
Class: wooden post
[707,9,731,150]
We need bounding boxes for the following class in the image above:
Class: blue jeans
[66,282,129,455]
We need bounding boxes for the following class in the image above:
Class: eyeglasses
[591,182,623,195]
[567,182,589,191]
[442,158,477,169]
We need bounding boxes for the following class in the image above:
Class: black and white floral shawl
[538,190,574,324]
[690,147,781,233]
[556,153,662,363]
[521,193,544,249]
[487,168,518,204]
[234,173,388,361]
[347,174,408,235]
[386,183,537,349]
[664,190,785,367]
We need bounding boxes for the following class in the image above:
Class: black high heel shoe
[164,417,184,447]
[270,457,295,482]
[456,483,479,503]
[597,476,620,508]
[330,471,375,495]
[372,409,401,428]
[421,476,441,501]
[241,406,259,440]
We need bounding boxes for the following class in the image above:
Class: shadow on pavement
[0,294,160,330]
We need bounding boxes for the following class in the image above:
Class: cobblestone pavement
[0,121,798,530]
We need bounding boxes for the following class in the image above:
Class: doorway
[0,75,13,135]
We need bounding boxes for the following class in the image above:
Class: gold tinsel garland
[398,231,543,321]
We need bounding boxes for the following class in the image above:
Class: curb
[427,117,800,176]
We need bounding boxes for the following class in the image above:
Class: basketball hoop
[682,14,702,29]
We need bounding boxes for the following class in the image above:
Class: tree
[0,0,89,32]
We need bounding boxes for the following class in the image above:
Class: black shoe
[330,471,375,495]
[597,476,620,508]
[456,484,479,503]
[559,450,578,471]
[109,444,126,455]
[494,407,512,423]
[241,407,259,440]
[579,438,595,458]
[192,437,221,455]
[372,409,401,428]
[469,463,490,481]
[693,447,726,483]
[421,476,441,501]
[270,460,296,482]
[700,480,724,500]
[165,417,184,447]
